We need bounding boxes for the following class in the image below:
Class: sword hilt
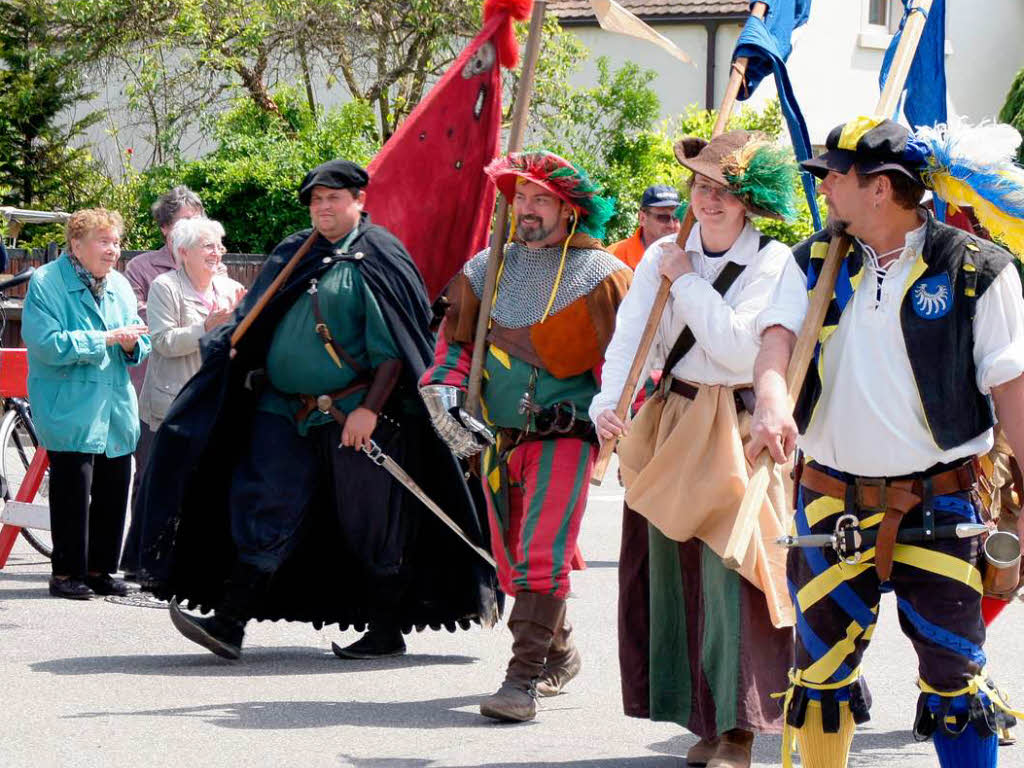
[362,440,386,466]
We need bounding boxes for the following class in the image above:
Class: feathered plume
[483,0,533,69]
[721,141,799,221]
[915,120,1024,255]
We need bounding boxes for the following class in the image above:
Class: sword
[360,440,497,569]
[779,523,990,556]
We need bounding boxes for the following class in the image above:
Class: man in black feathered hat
[135,159,499,660]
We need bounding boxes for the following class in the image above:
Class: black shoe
[332,627,406,659]
[169,600,244,660]
[84,574,131,596]
[49,577,95,600]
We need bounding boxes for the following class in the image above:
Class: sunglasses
[643,210,677,224]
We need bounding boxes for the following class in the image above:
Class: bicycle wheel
[0,407,52,558]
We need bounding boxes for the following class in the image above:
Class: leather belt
[498,420,597,449]
[799,459,979,582]
[295,381,369,424]
[668,377,755,415]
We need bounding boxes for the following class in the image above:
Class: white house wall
[564,0,1024,144]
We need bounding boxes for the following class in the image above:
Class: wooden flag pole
[721,0,935,570]
[465,0,547,417]
[589,1,768,485]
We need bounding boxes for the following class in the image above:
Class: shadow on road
[649,726,932,764]
[0,571,49,582]
[338,758,678,767]
[68,696,500,730]
[31,649,478,678]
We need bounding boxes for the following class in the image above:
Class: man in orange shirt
[608,185,682,269]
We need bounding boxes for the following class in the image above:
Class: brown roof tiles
[549,0,749,20]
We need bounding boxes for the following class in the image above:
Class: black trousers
[119,420,156,573]
[227,411,413,620]
[48,451,132,579]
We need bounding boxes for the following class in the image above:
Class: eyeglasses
[692,181,736,201]
[643,210,677,224]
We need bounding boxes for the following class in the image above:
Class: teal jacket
[22,254,151,457]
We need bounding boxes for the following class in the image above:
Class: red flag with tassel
[365,0,533,300]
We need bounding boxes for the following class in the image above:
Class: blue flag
[733,1,821,229]
[879,0,947,130]
[880,0,948,218]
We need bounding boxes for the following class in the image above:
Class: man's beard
[519,216,556,243]
[826,214,849,237]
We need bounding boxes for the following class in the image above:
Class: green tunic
[482,345,597,431]
[259,228,400,435]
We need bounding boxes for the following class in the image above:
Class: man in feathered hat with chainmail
[420,151,631,722]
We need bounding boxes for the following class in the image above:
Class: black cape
[136,213,500,632]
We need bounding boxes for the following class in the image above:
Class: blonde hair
[65,208,124,246]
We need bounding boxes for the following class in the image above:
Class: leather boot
[685,737,720,766]
[168,562,267,660]
[334,574,408,659]
[535,615,582,697]
[479,592,565,722]
[707,729,753,768]
[332,625,406,659]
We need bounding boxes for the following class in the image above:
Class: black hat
[801,117,927,183]
[298,159,370,205]
[640,185,681,208]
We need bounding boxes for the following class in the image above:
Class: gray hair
[169,217,226,265]
[151,185,206,228]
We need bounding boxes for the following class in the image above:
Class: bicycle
[0,267,50,558]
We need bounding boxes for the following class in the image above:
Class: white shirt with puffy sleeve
[756,221,1024,476]
[590,221,794,422]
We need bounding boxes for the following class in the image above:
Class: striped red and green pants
[481,436,595,598]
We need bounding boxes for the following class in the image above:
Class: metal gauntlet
[420,384,494,458]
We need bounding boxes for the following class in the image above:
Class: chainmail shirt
[463,242,626,329]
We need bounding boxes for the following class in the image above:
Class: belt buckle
[855,477,888,512]
[316,394,333,414]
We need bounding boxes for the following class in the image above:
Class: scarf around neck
[68,253,108,300]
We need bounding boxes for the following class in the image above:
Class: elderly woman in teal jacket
[22,208,150,600]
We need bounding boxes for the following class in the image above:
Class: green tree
[129,89,379,253]
[0,0,103,207]
[999,68,1024,164]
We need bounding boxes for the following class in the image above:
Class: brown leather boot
[707,729,753,768]
[479,592,565,722]
[685,737,720,766]
[535,615,582,697]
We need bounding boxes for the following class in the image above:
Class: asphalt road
[1,460,1021,768]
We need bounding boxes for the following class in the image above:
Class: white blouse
[590,221,794,422]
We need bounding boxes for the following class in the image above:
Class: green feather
[724,145,799,220]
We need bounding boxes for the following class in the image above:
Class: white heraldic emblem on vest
[911,273,953,319]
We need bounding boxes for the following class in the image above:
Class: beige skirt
[618,383,794,628]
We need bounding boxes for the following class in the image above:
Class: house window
[868,0,888,25]
[866,0,902,33]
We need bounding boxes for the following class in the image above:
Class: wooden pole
[231,230,319,348]
[590,1,768,485]
[465,0,547,418]
[721,0,935,569]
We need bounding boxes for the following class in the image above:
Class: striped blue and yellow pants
[788,462,987,708]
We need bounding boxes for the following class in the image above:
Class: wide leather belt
[498,420,597,449]
[295,381,369,424]
[668,377,755,415]
[799,459,979,582]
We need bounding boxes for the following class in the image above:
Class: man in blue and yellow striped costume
[749,117,1024,768]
